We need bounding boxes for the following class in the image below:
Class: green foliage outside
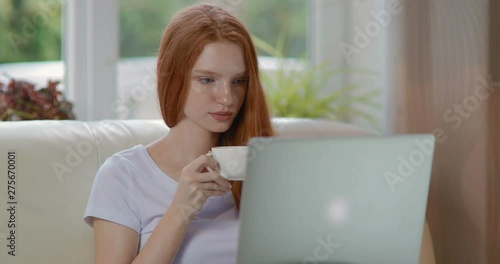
[237,0,307,58]
[0,0,381,130]
[0,0,62,63]
[120,0,307,58]
[0,0,308,62]
[119,0,198,58]
[253,33,383,132]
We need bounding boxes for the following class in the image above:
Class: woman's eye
[200,78,215,84]
[233,78,248,85]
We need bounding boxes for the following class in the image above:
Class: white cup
[210,146,248,181]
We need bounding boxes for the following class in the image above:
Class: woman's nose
[215,81,233,106]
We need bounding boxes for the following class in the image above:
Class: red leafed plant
[0,78,76,121]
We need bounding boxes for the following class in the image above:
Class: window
[119,0,307,59]
[0,0,63,87]
[120,0,197,58]
[238,0,308,58]
[0,0,383,133]
[0,0,62,63]
[118,0,309,120]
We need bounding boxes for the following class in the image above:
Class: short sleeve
[83,156,141,233]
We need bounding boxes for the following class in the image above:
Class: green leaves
[0,77,75,121]
[252,34,383,132]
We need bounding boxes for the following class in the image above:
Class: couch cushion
[0,118,370,263]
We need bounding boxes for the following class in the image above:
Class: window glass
[0,0,62,63]
[119,0,308,58]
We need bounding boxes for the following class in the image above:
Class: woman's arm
[94,219,140,264]
[92,155,230,264]
[93,204,191,264]
[131,205,191,264]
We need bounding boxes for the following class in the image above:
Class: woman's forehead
[191,41,248,76]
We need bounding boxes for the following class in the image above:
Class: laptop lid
[237,135,435,264]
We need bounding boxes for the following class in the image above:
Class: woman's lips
[209,113,232,121]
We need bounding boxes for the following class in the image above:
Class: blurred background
[0,0,385,133]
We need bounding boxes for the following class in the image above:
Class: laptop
[237,135,435,264]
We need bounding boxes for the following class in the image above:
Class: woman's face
[182,41,248,133]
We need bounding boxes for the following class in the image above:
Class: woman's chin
[207,123,232,133]
[210,126,230,133]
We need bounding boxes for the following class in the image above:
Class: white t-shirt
[84,145,240,264]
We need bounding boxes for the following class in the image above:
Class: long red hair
[156,4,275,210]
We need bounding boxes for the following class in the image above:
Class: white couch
[0,118,435,263]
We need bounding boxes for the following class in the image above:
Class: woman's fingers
[173,154,233,221]
[182,155,231,189]
[197,170,231,188]
[199,182,231,192]
[204,190,231,197]
[184,154,219,173]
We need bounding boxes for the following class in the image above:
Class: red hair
[156,4,275,210]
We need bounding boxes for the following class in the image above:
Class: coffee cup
[209,146,248,181]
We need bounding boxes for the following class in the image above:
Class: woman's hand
[170,154,232,223]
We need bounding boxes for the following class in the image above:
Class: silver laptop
[237,135,435,264]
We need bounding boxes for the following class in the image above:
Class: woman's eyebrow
[234,71,249,77]
[192,69,248,77]
[192,69,219,76]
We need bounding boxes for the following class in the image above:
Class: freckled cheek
[190,84,208,93]
[185,102,207,117]
[189,85,217,102]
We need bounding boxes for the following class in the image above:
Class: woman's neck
[152,119,219,171]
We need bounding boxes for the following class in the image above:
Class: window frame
[62,0,385,132]
[64,0,119,121]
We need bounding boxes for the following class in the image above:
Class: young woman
[83,4,274,264]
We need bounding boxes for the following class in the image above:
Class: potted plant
[252,34,382,132]
[0,76,75,121]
